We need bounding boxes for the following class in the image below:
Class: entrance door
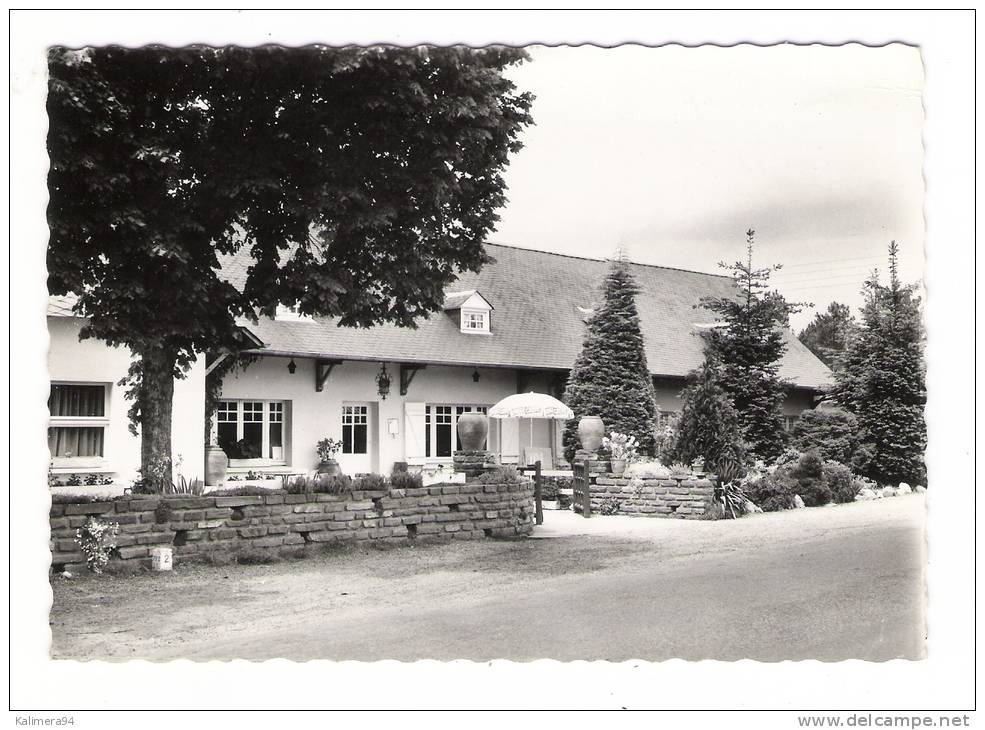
[339,404,373,475]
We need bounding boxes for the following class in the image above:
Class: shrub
[75,517,120,573]
[654,414,679,466]
[283,474,352,495]
[166,474,205,495]
[354,473,387,492]
[475,465,522,484]
[598,496,621,516]
[388,471,423,490]
[701,500,726,520]
[670,361,748,471]
[625,460,671,479]
[790,408,860,465]
[714,463,749,518]
[823,461,858,504]
[744,474,796,512]
[207,485,284,497]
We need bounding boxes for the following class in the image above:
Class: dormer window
[443,289,494,335]
[461,309,488,333]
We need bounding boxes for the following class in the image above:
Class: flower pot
[578,416,605,452]
[456,412,488,452]
[610,458,627,476]
[205,445,228,486]
[317,459,341,476]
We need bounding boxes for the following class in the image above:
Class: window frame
[341,404,369,456]
[216,399,289,467]
[424,404,489,460]
[460,308,490,334]
[48,382,110,469]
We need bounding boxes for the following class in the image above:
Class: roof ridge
[482,240,733,280]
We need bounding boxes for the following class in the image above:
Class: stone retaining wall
[49,481,535,572]
[591,474,714,519]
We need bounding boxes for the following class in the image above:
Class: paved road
[165,496,925,662]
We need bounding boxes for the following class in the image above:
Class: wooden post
[534,460,543,526]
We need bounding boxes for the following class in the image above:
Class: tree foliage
[789,407,865,470]
[698,230,806,463]
[562,257,658,461]
[47,45,533,488]
[669,361,747,471]
[832,242,926,486]
[798,301,857,369]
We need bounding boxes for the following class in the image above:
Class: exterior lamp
[472,369,480,382]
[287,358,297,374]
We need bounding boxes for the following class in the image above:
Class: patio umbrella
[488,392,574,420]
[488,392,574,460]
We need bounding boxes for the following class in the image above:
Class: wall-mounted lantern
[287,358,297,374]
[377,363,392,400]
[472,368,480,383]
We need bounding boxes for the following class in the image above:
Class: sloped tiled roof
[47,293,79,316]
[229,242,833,390]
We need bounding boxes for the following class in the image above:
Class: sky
[492,44,926,331]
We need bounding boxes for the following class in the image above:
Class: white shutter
[404,402,427,464]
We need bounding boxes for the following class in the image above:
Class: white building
[48,243,833,485]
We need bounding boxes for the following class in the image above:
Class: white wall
[220,356,530,475]
[47,317,205,484]
[218,356,820,476]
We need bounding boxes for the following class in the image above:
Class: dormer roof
[442,290,494,312]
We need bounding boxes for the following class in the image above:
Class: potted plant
[602,431,638,477]
[316,437,343,476]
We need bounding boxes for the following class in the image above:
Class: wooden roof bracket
[315,359,343,392]
[400,364,426,396]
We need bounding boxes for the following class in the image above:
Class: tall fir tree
[832,242,926,486]
[798,301,857,369]
[699,230,805,463]
[562,256,658,461]
[669,360,747,470]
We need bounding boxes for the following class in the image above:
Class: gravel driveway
[49,494,925,661]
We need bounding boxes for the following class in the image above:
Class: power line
[777,254,887,269]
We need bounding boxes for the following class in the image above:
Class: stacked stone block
[590,474,714,519]
[49,481,535,573]
[451,450,489,478]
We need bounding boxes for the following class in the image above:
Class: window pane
[269,422,283,459]
[241,423,263,458]
[218,423,237,454]
[49,384,104,417]
[342,424,353,454]
[353,424,368,454]
[48,426,103,457]
[436,423,452,457]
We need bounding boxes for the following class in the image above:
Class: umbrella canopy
[488,391,573,420]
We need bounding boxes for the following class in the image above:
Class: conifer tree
[562,256,658,461]
[699,230,805,463]
[798,302,857,369]
[669,360,747,470]
[832,242,926,486]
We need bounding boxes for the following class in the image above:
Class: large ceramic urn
[577,416,605,452]
[456,412,488,452]
[205,445,228,486]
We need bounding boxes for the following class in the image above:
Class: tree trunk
[139,348,177,491]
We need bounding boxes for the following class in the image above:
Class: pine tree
[798,302,858,369]
[832,242,926,486]
[670,360,747,470]
[699,230,805,463]
[562,256,658,462]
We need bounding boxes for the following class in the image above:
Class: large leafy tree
[798,301,857,369]
[47,45,533,488]
[562,257,658,461]
[832,242,926,486]
[699,230,805,463]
